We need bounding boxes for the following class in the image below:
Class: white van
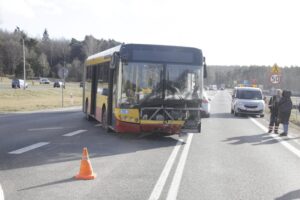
[231,87,265,117]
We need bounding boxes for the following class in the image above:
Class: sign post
[58,67,69,107]
[270,64,281,85]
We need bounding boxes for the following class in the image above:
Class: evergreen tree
[42,29,50,42]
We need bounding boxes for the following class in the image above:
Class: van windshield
[236,90,262,100]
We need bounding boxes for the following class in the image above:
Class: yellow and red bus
[83,44,207,135]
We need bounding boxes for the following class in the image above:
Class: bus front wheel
[198,123,201,133]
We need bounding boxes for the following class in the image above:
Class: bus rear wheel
[85,100,92,121]
[102,108,108,131]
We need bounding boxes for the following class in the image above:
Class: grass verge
[0,78,82,112]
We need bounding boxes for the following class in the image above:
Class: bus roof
[85,45,122,66]
[85,43,202,66]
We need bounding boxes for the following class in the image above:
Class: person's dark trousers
[280,111,291,136]
[269,114,279,133]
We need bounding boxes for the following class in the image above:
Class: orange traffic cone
[75,147,96,180]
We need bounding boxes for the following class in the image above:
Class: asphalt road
[1,90,300,200]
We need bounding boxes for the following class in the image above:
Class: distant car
[40,78,50,84]
[231,87,265,117]
[201,91,211,118]
[12,79,28,89]
[209,85,217,90]
[53,80,64,88]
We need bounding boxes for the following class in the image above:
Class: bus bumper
[115,119,182,135]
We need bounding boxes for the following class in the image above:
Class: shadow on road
[275,189,300,200]
[223,133,300,146]
[209,112,251,119]
[0,111,180,171]
[18,178,75,191]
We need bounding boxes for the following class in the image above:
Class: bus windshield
[165,64,201,100]
[119,62,201,108]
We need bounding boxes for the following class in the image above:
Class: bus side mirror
[203,57,207,78]
[110,52,120,69]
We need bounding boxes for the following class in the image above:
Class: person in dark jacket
[268,89,281,133]
[278,90,293,136]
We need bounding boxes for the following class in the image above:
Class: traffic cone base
[75,174,96,180]
[75,147,96,180]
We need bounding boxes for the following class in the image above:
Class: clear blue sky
[1,0,300,66]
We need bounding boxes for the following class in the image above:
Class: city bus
[83,44,207,135]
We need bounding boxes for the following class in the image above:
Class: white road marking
[167,133,194,200]
[0,184,4,200]
[28,127,63,131]
[9,142,49,154]
[63,130,87,137]
[250,118,300,158]
[94,124,102,127]
[148,139,184,200]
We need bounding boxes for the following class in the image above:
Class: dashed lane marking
[9,142,49,154]
[167,133,194,200]
[250,118,300,158]
[148,139,184,200]
[28,127,63,131]
[63,130,87,137]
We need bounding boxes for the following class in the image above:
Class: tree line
[1,28,299,93]
[0,28,120,81]
[205,65,300,94]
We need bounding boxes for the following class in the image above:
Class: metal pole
[22,38,26,90]
[62,69,64,108]
[62,48,65,108]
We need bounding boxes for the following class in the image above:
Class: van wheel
[234,109,239,117]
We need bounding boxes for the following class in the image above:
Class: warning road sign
[271,64,280,74]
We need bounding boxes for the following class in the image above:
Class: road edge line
[250,117,300,158]
[166,133,194,200]
[148,139,183,200]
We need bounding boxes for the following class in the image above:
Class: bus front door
[90,66,98,115]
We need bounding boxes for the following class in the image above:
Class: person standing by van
[268,89,281,134]
[278,90,293,136]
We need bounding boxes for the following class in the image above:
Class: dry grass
[0,77,82,112]
[290,110,300,126]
